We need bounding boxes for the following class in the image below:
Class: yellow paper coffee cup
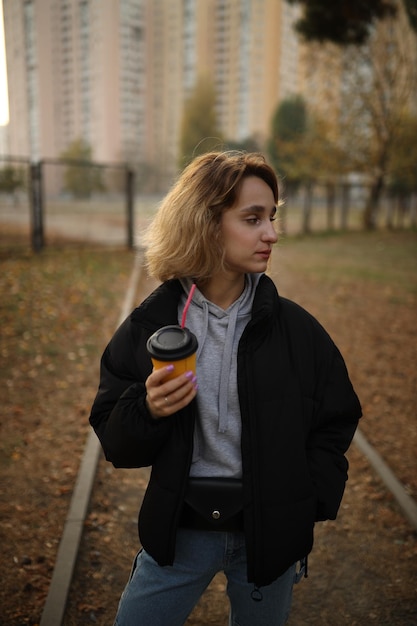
[147,325,198,381]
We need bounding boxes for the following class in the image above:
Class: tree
[385,112,417,227]
[267,95,308,186]
[286,0,409,45]
[268,96,324,232]
[60,139,104,199]
[268,96,346,185]
[271,95,307,142]
[0,164,25,200]
[338,4,417,228]
[388,113,417,193]
[178,76,224,168]
[268,94,353,232]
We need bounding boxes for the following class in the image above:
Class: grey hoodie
[179,275,261,478]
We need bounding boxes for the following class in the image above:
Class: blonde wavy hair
[143,151,279,282]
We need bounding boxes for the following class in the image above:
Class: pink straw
[181,283,196,328]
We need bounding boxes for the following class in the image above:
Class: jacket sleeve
[306,344,362,521]
[89,318,173,468]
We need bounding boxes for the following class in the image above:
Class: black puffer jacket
[90,275,362,587]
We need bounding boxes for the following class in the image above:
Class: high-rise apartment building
[3,0,146,165]
[141,0,303,184]
[2,0,303,186]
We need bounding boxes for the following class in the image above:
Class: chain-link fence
[0,157,135,251]
[1,157,416,250]
[279,182,417,235]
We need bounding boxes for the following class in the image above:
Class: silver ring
[164,396,169,404]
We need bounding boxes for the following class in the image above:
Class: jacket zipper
[239,320,263,585]
[167,400,196,563]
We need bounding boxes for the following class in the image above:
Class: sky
[0,2,9,126]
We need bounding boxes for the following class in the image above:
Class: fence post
[126,168,135,249]
[30,161,44,252]
[340,183,350,230]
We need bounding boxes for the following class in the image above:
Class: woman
[90,152,362,625]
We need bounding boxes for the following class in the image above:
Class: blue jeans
[114,529,303,626]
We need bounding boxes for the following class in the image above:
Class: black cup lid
[146,325,198,360]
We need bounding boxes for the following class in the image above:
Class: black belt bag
[180,477,244,532]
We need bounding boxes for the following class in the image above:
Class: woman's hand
[145,365,198,419]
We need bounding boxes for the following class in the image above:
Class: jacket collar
[131,275,280,329]
[131,279,184,330]
[251,274,280,321]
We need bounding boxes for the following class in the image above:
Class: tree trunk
[385,194,395,230]
[410,194,417,229]
[398,195,410,229]
[340,183,350,230]
[363,175,384,230]
[326,182,336,230]
[302,183,313,234]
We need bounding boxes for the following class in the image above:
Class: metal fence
[279,182,417,235]
[0,156,135,251]
[1,157,416,251]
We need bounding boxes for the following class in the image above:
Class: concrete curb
[354,428,417,532]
